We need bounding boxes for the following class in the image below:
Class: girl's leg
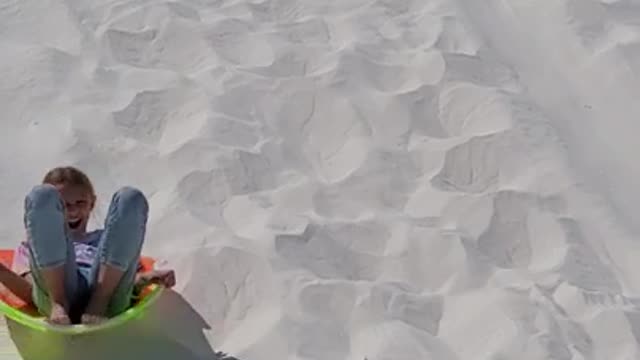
[23,184,80,324]
[82,186,148,323]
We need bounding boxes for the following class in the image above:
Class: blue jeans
[23,184,148,322]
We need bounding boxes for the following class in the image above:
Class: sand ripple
[3,0,640,359]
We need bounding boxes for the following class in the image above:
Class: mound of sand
[2,0,640,359]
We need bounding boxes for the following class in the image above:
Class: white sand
[1,0,640,359]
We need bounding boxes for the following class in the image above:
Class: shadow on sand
[6,290,239,360]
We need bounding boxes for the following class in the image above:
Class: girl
[0,166,175,325]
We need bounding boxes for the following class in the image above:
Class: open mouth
[68,219,82,229]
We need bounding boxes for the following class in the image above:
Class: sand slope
[2,0,640,359]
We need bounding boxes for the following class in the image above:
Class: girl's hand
[137,269,176,288]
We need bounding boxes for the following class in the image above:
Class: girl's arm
[0,264,33,305]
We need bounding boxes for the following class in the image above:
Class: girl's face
[55,184,95,236]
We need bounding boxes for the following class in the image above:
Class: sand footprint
[435,16,482,55]
[312,150,421,218]
[101,6,211,72]
[209,78,275,123]
[220,149,284,195]
[247,0,318,23]
[348,280,450,359]
[297,280,358,322]
[333,47,446,94]
[275,17,331,44]
[563,0,610,50]
[274,222,386,281]
[555,217,622,293]
[351,321,458,360]
[401,226,471,292]
[352,282,443,335]
[201,115,262,150]
[438,82,513,137]
[298,89,371,183]
[102,28,157,67]
[476,191,535,269]
[280,280,358,358]
[174,169,231,226]
[427,79,521,195]
[206,18,275,67]
[179,246,277,342]
[112,85,209,146]
[373,0,434,18]
[244,43,339,78]
[430,133,503,193]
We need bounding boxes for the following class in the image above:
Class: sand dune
[2,0,640,359]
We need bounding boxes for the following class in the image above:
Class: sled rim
[0,284,163,334]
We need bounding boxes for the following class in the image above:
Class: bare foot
[48,302,71,325]
[80,313,107,325]
[81,292,110,325]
